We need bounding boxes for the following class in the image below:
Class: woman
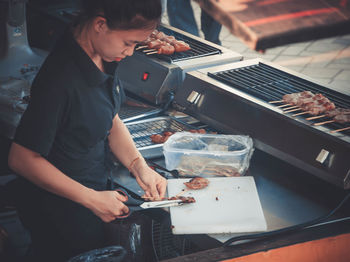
[8,0,166,261]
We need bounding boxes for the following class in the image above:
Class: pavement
[162,1,350,95]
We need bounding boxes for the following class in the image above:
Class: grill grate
[208,62,350,135]
[137,26,221,63]
[127,117,190,148]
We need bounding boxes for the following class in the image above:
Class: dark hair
[76,0,162,31]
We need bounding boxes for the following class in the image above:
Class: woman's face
[92,17,154,62]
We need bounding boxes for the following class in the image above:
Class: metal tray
[126,116,195,158]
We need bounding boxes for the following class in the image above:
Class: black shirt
[14,30,124,190]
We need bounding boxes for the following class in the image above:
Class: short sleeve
[14,85,68,157]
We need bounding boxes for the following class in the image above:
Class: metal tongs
[115,188,189,218]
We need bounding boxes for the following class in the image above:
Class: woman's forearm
[8,142,95,207]
[108,115,167,199]
[108,115,146,174]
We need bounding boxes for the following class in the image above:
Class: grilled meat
[141,29,191,55]
[282,91,336,115]
[150,130,207,144]
[184,177,209,190]
[168,196,196,203]
[334,114,350,124]
[326,108,350,118]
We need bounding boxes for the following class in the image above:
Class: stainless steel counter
[110,147,350,246]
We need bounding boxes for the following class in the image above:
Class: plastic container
[163,133,254,177]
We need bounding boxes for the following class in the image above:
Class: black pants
[14,178,108,262]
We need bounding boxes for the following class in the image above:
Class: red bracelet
[128,157,140,172]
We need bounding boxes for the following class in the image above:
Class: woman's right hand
[85,190,129,222]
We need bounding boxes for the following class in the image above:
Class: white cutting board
[167,177,267,235]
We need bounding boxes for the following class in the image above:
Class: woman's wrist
[129,156,147,177]
[78,186,97,209]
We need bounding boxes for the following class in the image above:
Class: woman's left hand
[131,159,167,200]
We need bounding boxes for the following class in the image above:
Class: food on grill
[302,98,335,116]
[147,39,163,49]
[150,134,165,144]
[282,92,336,115]
[282,91,314,105]
[281,92,350,128]
[184,177,209,190]
[172,41,191,52]
[314,113,350,126]
[325,108,350,118]
[140,29,191,55]
[157,43,176,55]
[150,132,173,144]
[189,129,206,134]
[150,129,206,144]
[333,114,350,124]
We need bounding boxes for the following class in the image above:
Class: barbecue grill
[116,24,242,107]
[173,58,350,189]
[125,116,195,158]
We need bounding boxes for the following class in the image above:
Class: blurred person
[167,0,222,45]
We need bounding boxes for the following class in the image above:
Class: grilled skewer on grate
[271,92,350,133]
[138,29,191,55]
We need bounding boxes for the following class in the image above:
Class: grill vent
[151,219,199,260]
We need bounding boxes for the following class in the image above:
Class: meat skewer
[269,100,284,104]
[157,43,176,55]
[172,41,191,52]
[284,108,302,113]
[306,115,326,120]
[139,29,191,55]
[292,111,309,117]
[282,91,315,113]
[334,114,350,123]
[276,103,293,108]
[143,48,156,52]
[303,96,335,115]
[136,45,147,50]
[283,92,336,116]
[314,114,350,126]
[282,105,299,110]
[306,108,350,121]
[314,120,335,126]
[146,50,158,55]
[282,91,314,105]
[331,126,350,133]
[326,108,350,117]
